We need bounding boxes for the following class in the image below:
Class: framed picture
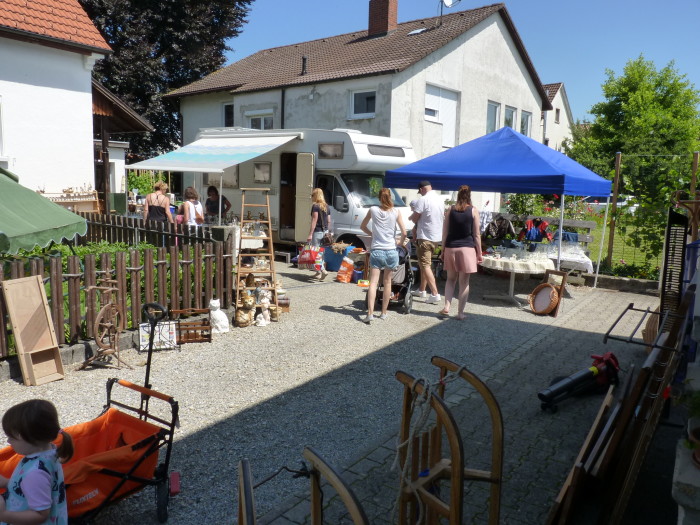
[254,162,271,184]
[139,321,178,351]
[205,167,238,189]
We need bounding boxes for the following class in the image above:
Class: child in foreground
[0,400,73,525]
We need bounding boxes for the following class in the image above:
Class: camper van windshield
[341,173,405,207]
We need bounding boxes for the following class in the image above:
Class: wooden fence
[77,211,216,247]
[0,239,236,359]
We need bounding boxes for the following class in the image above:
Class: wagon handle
[116,379,174,403]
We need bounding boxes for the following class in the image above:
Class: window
[555,108,561,124]
[250,115,273,130]
[245,109,273,130]
[319,143,344,159]
[350,90,376,119]
[504,106,516,129]
[520,111,532,136]
[367,144,405,157]
[223,103,234,127]
[254,162,271,183]
[425,85,458,147]
[486,101,500,133]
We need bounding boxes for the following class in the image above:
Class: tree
[566,55,700,260]
[79,0,252,160]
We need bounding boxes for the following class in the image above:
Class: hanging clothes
[483,215,516,241]
[518,219,553,242]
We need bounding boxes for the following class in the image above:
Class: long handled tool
[141,303,168,412]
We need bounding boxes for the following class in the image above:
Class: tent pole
[219,174,223,226]
[557,193,565,270]
[594,196,611,288]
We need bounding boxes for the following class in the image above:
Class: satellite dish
[442,0,461,7]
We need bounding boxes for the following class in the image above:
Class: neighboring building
[542,82,574,152]
[166,0,554,211]
[0,0,111,193]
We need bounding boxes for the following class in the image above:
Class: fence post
[169,245,180,312]
[143,249,155,305]
[204,243,214,308]
[129,249,143,330]
[0,271,8,358]
[193,244,203,309]
[156,247,168,308]
[181,245,192,310]
[215,242,224,304]
[115,252,128,329]
[66,256,82,344]
[49,255,65,345]
[84,254,97,339]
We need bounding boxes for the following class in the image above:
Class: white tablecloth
[545,244,595,273]
[480,255,555,274]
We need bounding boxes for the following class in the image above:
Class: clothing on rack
[479,210,495,234]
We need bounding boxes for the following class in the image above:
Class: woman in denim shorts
[359,188,407,323]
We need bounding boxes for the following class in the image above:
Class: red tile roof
[543,82,563,104]
[0,0,111,53]
[168,3,552,110]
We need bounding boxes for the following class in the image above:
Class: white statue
[255,290,271,326]
[209,298,230,334]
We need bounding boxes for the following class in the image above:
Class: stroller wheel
[401,291,413,314]
[155,465,170,523]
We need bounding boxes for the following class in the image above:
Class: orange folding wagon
[0,378,179,523]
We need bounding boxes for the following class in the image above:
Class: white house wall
[0,37,96,192]
[180,91,234,144]
[544,88,573,152]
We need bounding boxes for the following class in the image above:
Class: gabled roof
[92,80,154,134]
[543,82,563,104]
[168,3,552,110]
[0,0,111,54]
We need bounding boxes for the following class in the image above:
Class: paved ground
[256,270,680,524]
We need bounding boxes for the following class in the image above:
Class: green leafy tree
[79,0,252,160]
[566,56,700,260]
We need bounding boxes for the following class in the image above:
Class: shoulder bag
[320,209,334,246]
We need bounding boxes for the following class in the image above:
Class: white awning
[129,134,299,173]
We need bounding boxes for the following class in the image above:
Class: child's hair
[378,188,393,211]
[2,399,74,463]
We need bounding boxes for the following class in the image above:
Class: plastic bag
[336,257,354,283]
[298,245,323,270]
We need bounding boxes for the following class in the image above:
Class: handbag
[320,209,334,247]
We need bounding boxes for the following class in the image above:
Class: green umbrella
[0,167,87,254]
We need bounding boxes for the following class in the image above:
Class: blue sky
[225,0,700,122]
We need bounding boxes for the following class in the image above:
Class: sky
[224,0,700,122]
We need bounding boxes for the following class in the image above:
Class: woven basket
[529,283,559,315]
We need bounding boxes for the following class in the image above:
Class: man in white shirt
[409,180,444,304]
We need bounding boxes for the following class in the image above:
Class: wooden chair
[395,370,465,524]
[236,448,368,525]
[237,458,256,525]
[303,446,369,525]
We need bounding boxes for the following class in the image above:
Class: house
[166,1,554,210]
[0,0,111,194]
[542,82,573,152]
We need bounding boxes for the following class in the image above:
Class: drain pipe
[280,87,285,129]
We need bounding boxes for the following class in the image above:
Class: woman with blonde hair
[306,188,332,280]
[143,180,174,224]
[360,188,406,323]
[438,184,482,320]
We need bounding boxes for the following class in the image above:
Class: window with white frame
[349,90,376,119]
[245,109,273,130]
[486,101,500,134]
[425,85,458,147]
[555,108,561,124]
[223,103,234,127]
[520,111,532,136]
[504,106,516,129]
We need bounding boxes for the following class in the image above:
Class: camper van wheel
[341,235,366,250]
[401,291,413,314]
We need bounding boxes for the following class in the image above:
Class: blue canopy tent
[386,127,613,285]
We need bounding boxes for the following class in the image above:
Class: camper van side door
[294,153,314,243]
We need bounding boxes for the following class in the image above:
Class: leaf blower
[538,352,620,413]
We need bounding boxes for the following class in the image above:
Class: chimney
[368,0,397,37]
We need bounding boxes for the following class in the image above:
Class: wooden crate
[170,308,212,344]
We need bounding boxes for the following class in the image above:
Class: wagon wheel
[155,464,170,523]
[94,303,125,350]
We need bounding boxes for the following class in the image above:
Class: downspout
[281,88,285,129]
[542,111,548,145]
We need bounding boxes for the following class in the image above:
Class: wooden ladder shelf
[235,188,279,314]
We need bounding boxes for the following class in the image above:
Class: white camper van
[186,128,417,249]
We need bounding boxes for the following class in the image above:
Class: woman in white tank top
[359,188,406,324]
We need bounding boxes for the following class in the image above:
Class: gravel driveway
[0,265,644,524]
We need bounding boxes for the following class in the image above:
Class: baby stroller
[365,244,415,314]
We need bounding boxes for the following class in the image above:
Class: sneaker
[411,290,427,298]
[375,313,388,320]
[426,294,441,304]
[319,269,329,281]
[361,315,373,324]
